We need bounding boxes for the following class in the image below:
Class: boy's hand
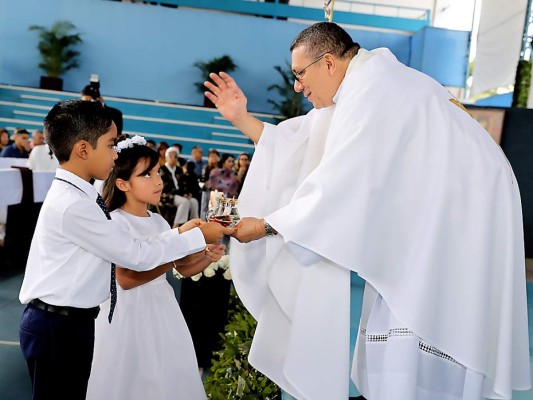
[199,222,235,243]
[205,243,226,262]
[179,218,205,234]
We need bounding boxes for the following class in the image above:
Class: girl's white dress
[86,209,206,400]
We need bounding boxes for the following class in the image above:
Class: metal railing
[108,0,430,32]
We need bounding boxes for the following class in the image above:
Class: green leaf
[267,61,304,120]
[193,55,237,94]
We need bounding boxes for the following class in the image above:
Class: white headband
[115,135,147,153]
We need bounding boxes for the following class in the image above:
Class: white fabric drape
[471,0,527,96]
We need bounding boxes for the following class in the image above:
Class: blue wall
[409,26,470,87]
[475,93,513,107]
[0,0,468,112]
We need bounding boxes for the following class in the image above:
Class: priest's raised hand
[204,72,264,144]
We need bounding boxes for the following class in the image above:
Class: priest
[204,22,531,400]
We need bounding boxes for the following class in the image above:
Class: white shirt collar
[55,168,99,201]
[165,163,177,173]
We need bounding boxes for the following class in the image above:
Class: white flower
[173,255,232,281]
[203,266,216,278]
[191,272,202,282]
[218,255,230,270]
[223,268,232,280]
[114,135,147,153]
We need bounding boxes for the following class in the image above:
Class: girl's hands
[204,243,226,263]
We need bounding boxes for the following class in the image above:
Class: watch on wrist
[264,220,278,237]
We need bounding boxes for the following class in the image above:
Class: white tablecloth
[0,168,55,206]
[0,157,29,169]
[33,171,55,202]
[0,168,23,206]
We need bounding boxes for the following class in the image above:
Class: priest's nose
[293,79,304,93]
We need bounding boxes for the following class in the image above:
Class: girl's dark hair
[102,142,159,211]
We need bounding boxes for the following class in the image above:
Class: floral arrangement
[173,254,231,281]
[115,135,146,153]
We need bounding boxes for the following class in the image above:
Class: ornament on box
[206,190,240,227]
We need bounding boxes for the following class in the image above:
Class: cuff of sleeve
[257,122,273,147]
[161,227,206,255]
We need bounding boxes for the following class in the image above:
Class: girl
[86,136,224,400]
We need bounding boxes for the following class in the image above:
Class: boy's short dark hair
[44,100,113,163]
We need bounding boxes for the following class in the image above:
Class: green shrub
[204,288,280,399]
[512,60,532,108]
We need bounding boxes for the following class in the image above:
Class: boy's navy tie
[95,193,117,323]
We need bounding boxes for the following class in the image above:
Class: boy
[18,100,233,399]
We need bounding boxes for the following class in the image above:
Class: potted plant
[29,20,83,91]
[268,62,305,120]
[194,55,237,107]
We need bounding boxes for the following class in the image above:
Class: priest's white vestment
[230,48,531,400]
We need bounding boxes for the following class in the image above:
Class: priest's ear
[324,53,337,76]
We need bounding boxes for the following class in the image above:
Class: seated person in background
[234,152,250,195]
[160,147,199,227]
[201,149,220,183]
[27,143,59,171]
[205,153,239,199]
[0,128,11,153]
[31,130,45,149]
[180,161,202,206]
[187,145,207,177]
[157,141,169,166]
[81,85,123,135]
[146,139,156,150]
[0,128,30,158]
[171,143,186,167]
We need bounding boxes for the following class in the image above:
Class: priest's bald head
[290,22,360,109]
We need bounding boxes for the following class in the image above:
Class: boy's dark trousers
[19,302,98,400]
